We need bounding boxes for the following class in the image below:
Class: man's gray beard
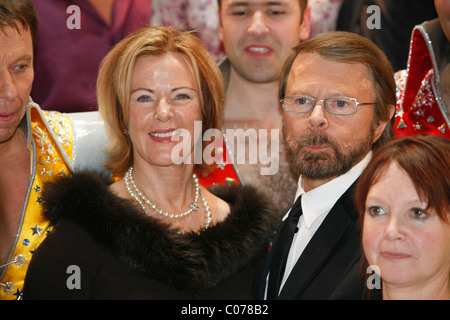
[283,127,374,180]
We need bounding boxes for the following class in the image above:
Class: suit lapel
[255,205,291,299]
[278,186,356,299]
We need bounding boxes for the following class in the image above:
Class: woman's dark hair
[355,134,450,299]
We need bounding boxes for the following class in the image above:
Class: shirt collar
[288,151,372,228]
[19,98,34,151]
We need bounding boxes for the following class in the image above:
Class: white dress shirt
[278,151,373,292]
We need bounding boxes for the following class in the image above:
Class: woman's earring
[123,129,128,135]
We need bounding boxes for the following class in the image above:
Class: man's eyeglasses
[280,96,378,115]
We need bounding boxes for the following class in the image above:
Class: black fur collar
[41,172,278,294]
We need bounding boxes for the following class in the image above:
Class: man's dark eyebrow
[228,1,286,7]
[12,55,33,64]
[228,1,249,8]
[266,1,287,5]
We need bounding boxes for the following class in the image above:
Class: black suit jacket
[255,182,365,300]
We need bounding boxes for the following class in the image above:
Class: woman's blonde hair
[97,26,224,175]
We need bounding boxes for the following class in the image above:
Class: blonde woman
[23,26,277,299]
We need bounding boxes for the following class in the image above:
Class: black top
[23,172,278,300]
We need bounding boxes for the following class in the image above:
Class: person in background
[150,0,223,62]
[204,0,311,211]
[336,0,437,72]
[309,0,343,36]
[30,0,151,113]
[23,26,277,300]
[394,0,449,139]
[256,31,395,299]
[0,0,107,300]
[149,0,338,62]
[355,134,450,300]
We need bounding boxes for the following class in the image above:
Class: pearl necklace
[124,167,212,231]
